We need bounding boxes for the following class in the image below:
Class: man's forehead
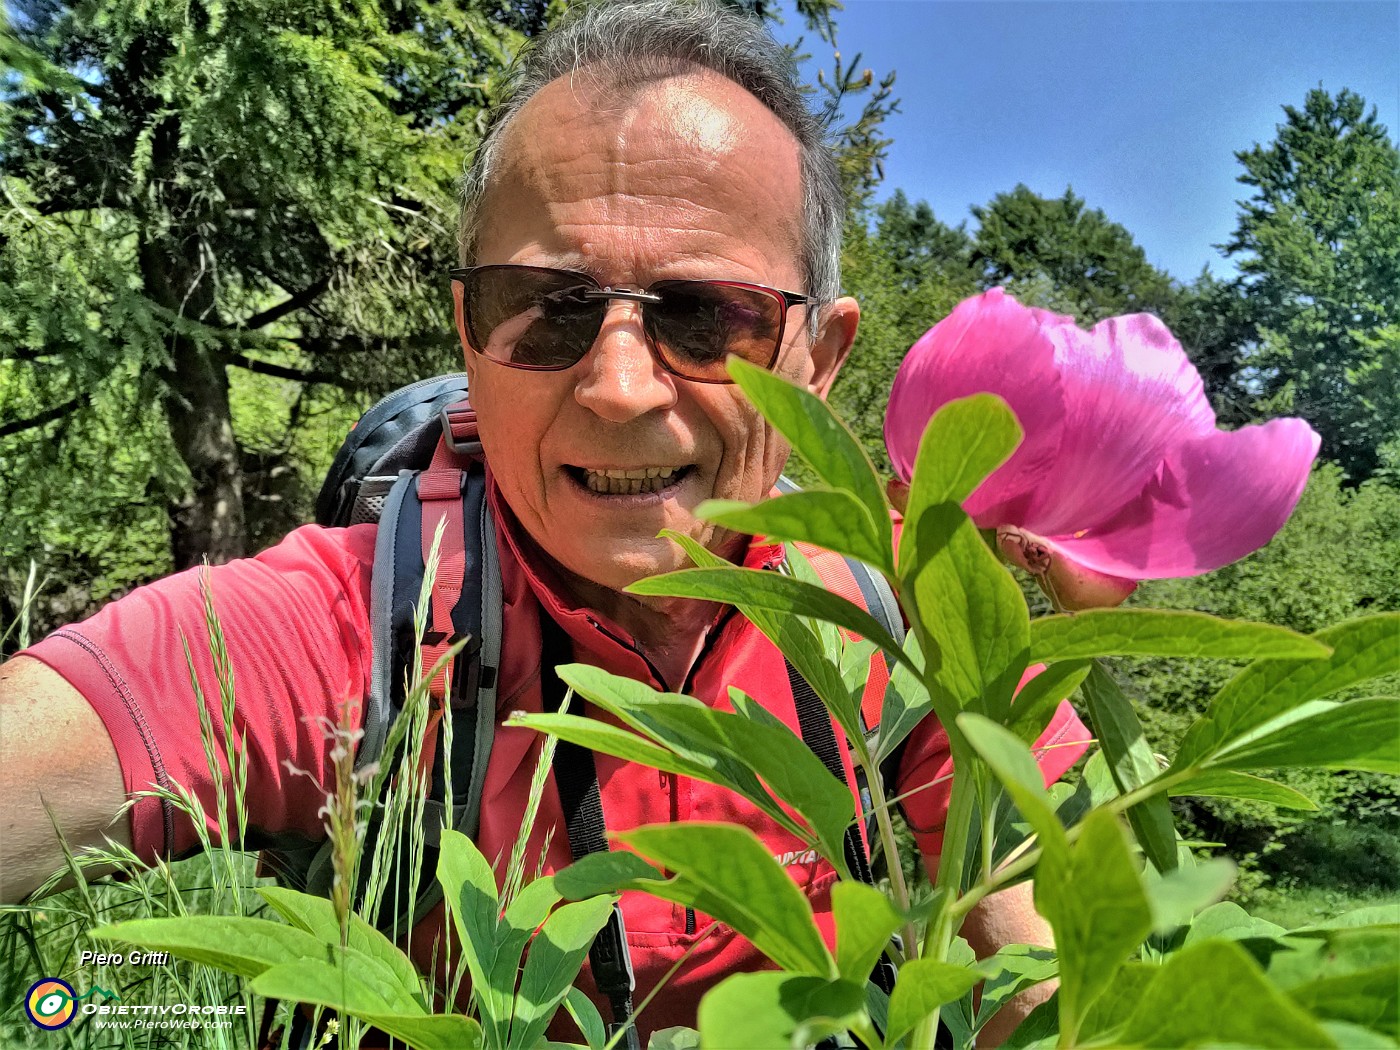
[479,65,805,274]
[500,65,800,188]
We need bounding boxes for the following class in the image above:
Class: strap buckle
[440,402,482,456]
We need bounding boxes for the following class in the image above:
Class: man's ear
[807,295,859,399]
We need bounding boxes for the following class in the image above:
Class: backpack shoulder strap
[282,404,504,935]
[540,614,640,1049]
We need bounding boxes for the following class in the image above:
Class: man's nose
[573,302,678,422]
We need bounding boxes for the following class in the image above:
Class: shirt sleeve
[21,524,377,861]
[896,669,1093,865]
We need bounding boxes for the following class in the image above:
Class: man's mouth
[567,465,692,496]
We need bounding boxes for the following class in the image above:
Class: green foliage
[970,184,1175,321]
[514,372,1398,1047]
[85,829,621,1050]
[1121,464,1400,891]
[0,0,531,594]
[827,206,977,478]
[1225,88,1400,482]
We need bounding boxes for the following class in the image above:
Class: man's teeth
[582,466,682,494]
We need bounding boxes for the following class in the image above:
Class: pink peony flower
[884,288,1320,610]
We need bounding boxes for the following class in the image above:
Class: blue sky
[772,0,1399,282]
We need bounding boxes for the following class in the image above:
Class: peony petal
[884,288,1067,527]
[1048,418,1320,579]
[1019,312,1215,537]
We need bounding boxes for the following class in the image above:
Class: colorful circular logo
[25,978,76,1030]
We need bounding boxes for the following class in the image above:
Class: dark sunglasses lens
[646,282,784,380]
[464,267,602,369]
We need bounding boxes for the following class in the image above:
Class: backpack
[269,374,905,1043]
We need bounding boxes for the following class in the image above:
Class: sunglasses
[448,264,814,384]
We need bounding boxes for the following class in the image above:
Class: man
[1,0,1085,1041]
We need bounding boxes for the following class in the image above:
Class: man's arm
[961,880,1055,1047]
[0,656,131,903]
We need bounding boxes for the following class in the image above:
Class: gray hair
[458,0,845,314]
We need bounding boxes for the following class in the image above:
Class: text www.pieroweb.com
[86,1003,246,1030]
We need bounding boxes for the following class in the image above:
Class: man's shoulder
[253,522,377,582]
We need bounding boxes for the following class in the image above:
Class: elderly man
[1,0,1085,1042]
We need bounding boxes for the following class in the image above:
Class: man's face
[458,69,856,600]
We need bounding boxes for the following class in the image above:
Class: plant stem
[855,736,919,965]
[909,766,978,1050]
[980,768,997,886]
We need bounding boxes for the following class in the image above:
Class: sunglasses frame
[448,264,814,385]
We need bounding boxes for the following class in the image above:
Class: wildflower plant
[506,346,1398,1048]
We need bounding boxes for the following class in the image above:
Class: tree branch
[224,352,357,389]
[236,275,331,331]
[288,332,446,357]
[0,397,83,439]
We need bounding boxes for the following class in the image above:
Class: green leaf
[554,852,666,901]
[494,876,565,1008]
[1034,809,1154,1045]
[830,881,902,983]
[1267,927,1399,1036]
[506,713,721,789]
[646,1028,701,1050]
[907,503,1030,721]
[1143,859,1237,933]
[660,528,731,570]
[563,986,607,1050]
[898,393,1022,580]
[1183,901,1286,946]
[1169,769,1319,810]
[884,957,987,1044]
[655,536,865,745]
[627,567,911,675]
[1176,613,1400,769]
[554,665,853,869]
[1080,662,1178,872]
[1000,993,1060,1049]
[251,949,427,1016]
[88,916,322,979]
[613,823,834,976]
[698,490,892,576]
[1074,963,1157,1042]
[957,714,1065,856]
[1118,939,1337,1047]
[873,632,933,764]
[1318,1022,1397,1048]
[975,945,1058,1030]
[510,896,616,1050]
[1029,609,1331,662]
[256,887,425,1005]
[1007,660,1091,744]
[437,830,506,1045]
[1208,697,1400,773]
[696,971,866,1049]
[252,959,484,1050]
[727,356,891,564]
[1294,967,1400,1038]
